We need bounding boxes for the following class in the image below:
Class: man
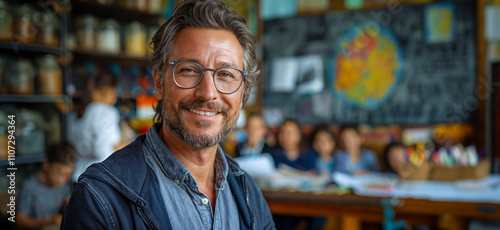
[61,0,275,229]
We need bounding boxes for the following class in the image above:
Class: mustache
[178,99,230,115]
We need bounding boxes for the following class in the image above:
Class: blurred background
[0,0,500,229]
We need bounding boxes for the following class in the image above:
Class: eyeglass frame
[168,61,248,94]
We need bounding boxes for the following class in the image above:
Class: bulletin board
[262,0,476,126]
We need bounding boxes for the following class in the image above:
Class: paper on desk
[234,153,276,179]
[332,172,397,195]
[255,164,327,192]
[350,174,500,204]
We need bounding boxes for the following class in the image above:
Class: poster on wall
[330,22,404,110]
[424,3,455,43]
[263,0,476,125]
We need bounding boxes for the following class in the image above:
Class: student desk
[262,178,500,230]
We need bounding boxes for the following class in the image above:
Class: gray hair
[150,0,259,122]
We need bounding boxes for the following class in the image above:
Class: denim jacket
[61,135,275,230]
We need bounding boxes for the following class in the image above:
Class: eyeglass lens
[173,62,243,93]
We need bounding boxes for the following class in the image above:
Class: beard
[161,94,239,149]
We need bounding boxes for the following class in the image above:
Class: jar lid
[38,54,59,67]
[78,14,98,27]
[101,19,119,29]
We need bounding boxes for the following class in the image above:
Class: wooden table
[263,190,500,230]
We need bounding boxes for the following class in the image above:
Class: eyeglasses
[169,61,247,94]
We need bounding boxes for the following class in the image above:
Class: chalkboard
[262,1,476,125]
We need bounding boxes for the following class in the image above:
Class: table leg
[438,214,467,230]
[341,215,361,230]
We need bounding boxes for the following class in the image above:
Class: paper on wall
[486,5,500,41]
[270,57,300,92]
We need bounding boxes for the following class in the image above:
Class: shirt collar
[144,123,229,188]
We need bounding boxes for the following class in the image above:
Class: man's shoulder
[78,135,149,191]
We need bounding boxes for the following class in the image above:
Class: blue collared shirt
[142,123,240,230]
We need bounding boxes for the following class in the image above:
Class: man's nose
[193,70,218,101]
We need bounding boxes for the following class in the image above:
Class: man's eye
[219,72,233,77]
[180,68,196,73]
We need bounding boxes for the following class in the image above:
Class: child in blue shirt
[17,142,76,229]
[307,125,336,178]
[270,118,315,171]
[333,125,379,175]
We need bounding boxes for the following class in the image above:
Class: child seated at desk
[307,124,336,178]
[382,141,406,174]
[17,142,76,230]
[332,125,379,175]
[234,113,272,157]
[270,118,316,171]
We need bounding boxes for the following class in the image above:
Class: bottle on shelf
[8,58,35,95]
[0,0,13,41]
[34,11,59,46]
[0,57,5,94]
[76,14,98,51]
[96,0,116,5]
[13,4,35,44]
[97,19,120,54]
[125,21,146,57]
[37,54,62,95]
[118,0,148,12]
[147,26,157,56]
[148,0,166,14]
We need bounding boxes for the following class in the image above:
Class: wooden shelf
[0,95,69,103]
[72,49,151,66]
[71,0,162,24]
[0,41,63,55]
[0,155,45,167]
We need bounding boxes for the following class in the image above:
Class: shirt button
[174,179,180,185]
[201,198,209,205]
[184,176,189,181]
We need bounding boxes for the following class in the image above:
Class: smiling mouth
[188,108,218,116]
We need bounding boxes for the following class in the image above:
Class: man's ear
[153,68,163,101]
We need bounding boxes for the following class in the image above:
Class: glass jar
[9,58,35,95]
[37,54,62,95]
[14,4,35,44]
[17,109,45,156]
[118,0,147,11]
[0,111,7,159]
[34,11,59,46]
[96,0,116,5]
[97,19,120,54]
[118,0,134,10]
[147,26,157,56]
[125,21,146,57]
[0,0,13,40]
[135,0,148,12]
[148,0,165,14]
[76,15,98,50]
[0,57,5,94]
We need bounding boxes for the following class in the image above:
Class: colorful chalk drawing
[330,23,403,109]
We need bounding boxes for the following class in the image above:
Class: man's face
[155,28,244,149]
